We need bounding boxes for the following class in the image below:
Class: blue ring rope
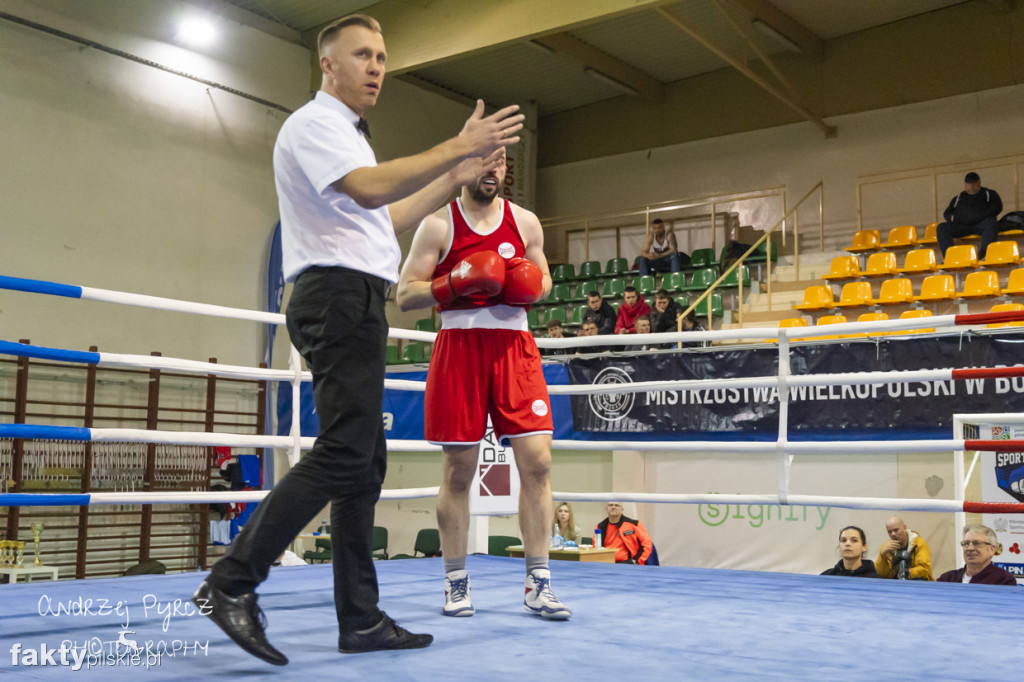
[0,340,101,364]
[0,493,92,507]
[0,425,92,441]
[0,275,83,299]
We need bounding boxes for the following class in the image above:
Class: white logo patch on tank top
[532,400,549,416]
[498,242,515,259]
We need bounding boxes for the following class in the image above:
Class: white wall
[1,0,309,366]
[537,84,1024,254]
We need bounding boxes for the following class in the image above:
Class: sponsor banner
[469,423,520,516]
[566,335,1024,437]
[275,381,319,437]
[977,422,1024,581]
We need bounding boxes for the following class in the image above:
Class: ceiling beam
[725,0,823,62]
[656,6,836,138]
[349,0,673,73]
[532,33,664,99]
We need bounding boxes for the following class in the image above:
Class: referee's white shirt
[274,91,401,283]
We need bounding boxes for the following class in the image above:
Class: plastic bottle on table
[594,528,602,549]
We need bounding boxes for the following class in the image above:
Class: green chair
[689,248,718,270]
[546,307,567,326]
[747,240,778,262]
[636,275,657,296]
[550,263,575,282]
[550,282,571,303]
[372,526,389,561]
[487,535,522,557]
[602,278,627,298]
[605,257,629,276]
[414,318,435,333]
[385,345,399,365]
[571,304,588,326]
[392,529,442,559]
[577,260,602,280]
[528,308,544,330]
[402,343,425,364]
[662,271,686,293]
[684,268,718,292]
[695,293,724,317]
[721,265,751,289]
[675,295,689,310]
[303,537,332,564]
[573,280,598,301]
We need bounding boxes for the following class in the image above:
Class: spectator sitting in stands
[937,171,1003,260]
[874,515,933,580]
[614,286,651,334]
[596,502,654,565]
[820,526,879,578]
[576,319,609,354]
[937,525,1018,585]
[649,289,683,334]
[624,315,656,352]
[583,291,617,335]
[554,502,582,544]
[638,219,688,276]
[542,319,573,356]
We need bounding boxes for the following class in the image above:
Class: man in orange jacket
[596,502,654,564]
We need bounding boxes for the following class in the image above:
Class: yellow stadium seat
[899,309,935,334]
[919,222,939,245]
[794,285,836,311]
[834,281,874,308]
[958,271,1001,299]
[914,274,958,302]
[987,302,1024,328]
[856,312,890,337]
[845,230,881,254]
[821,255,861,281]
[770,317,809,343]
[1003,268,1024,296]
[898,248,937,274]
[873,278,914,305]
[863,251,898,277]
[816,314,849,340]
[880,225,918,248]
[978,240,1021,267]
[939,244,978,271]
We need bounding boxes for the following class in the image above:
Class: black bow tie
[356,117,371,138]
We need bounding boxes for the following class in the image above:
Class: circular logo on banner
[498,242,516,258]
[588,367,635,422]
[532,399,548,416]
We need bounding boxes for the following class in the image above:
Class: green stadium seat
[689,248,717,270]
[605,257,629,276]
[683,268,717,292]
[550,282,571,303]
[636,275,657,295]
[528,308,544,330]
[402,343,425,364]
[577,260,602,279]
[571,304,588,326]
[747,240,778,263]
[545,307,567,325]
[550,263,575,281]
[662,271,686,293]
[386,345,399,365]
[721,265,751,289]
[414,318,435,333]
[573,280,599,301]
[694,293,724,317]
[602,278,627,298]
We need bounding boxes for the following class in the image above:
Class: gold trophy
[30,522,44,566]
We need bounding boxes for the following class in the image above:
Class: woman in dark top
[821,526,879,577]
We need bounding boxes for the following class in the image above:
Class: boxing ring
[2,273,1024,679]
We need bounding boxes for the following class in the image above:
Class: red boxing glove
[431,251,506,305]
[503,257,544,305]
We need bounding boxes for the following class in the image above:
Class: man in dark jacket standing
[936,172,1003,260]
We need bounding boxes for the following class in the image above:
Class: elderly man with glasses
[937,525,1018,585]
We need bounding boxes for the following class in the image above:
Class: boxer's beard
[468,180,499,204]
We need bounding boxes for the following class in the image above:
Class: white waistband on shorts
[440,305,528,331]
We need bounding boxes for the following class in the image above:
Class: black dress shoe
[192,580,288,666]
[338,612,433,653]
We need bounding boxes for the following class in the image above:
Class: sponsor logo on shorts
[532,400,548,416]
[588,367,635,422]
[498,242,516,259]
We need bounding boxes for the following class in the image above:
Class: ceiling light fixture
[583,68,639,96]
[751,18,801,53]
[176,17,217,47]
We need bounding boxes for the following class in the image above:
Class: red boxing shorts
[425,327,553,445]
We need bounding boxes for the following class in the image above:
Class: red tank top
[433,198,526,311]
